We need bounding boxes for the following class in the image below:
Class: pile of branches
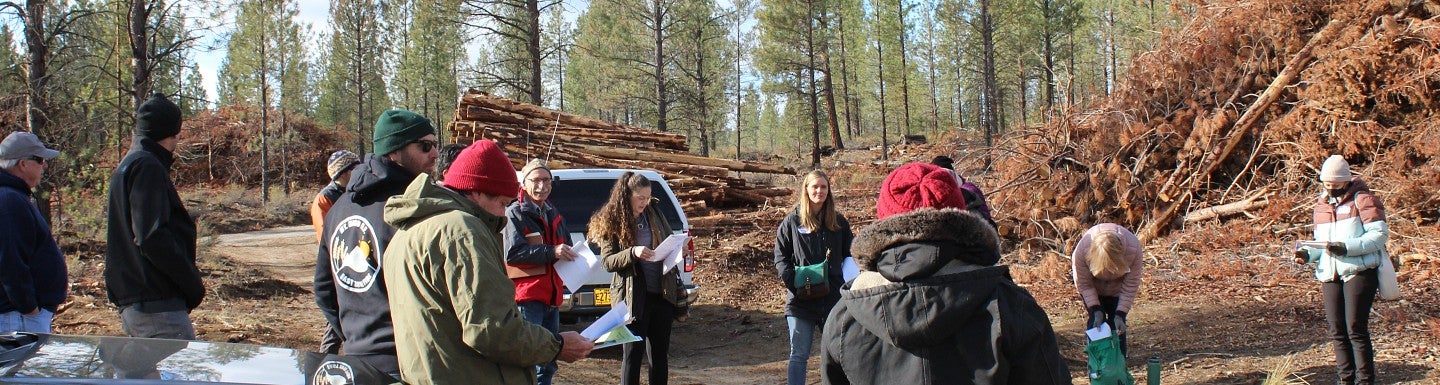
[449,90,795,209]
[173,106,353,188]
[988,0,1440,246]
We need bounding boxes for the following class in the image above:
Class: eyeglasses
[27,156,45,165]
[413,140,438,153]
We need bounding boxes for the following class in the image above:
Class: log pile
[449,90,796,208]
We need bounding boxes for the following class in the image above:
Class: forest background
[0,0,1176,243]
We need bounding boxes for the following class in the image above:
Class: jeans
[0,309,53,333]
[119,300,196,340]
[518,301,560,385]
[621,293,674,385]
[787,316,822,385]
[1322,269,1379,385]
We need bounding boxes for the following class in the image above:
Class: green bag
[1086,332,1134,385]
[793,255,830,300]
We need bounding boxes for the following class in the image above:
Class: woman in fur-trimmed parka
[1294,155,1388,385]
[820,162,1068,385]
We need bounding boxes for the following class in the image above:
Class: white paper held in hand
[1085,323,1113,341]
[841,256,860,282]
[579,300,642,348]
[554,239,603,294]
[654,233,690,272]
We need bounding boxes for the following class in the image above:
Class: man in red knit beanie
[382,140,592,384]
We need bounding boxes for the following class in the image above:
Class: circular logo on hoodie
[312,361,355,385]
[329,215,383,293]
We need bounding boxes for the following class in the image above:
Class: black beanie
[135,93,182,140]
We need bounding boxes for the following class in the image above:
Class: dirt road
[192,226,1438,385]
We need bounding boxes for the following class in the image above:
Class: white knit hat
[1319,155,1352,182]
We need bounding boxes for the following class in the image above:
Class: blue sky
[191,1,331,104]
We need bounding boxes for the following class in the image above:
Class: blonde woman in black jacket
[775,170,853,385]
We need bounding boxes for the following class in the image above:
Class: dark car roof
[1,333,395,384]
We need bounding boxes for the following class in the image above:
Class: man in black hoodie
[106,93,203,340]
[314,109,438,378]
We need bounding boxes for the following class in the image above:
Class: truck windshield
[548,178,684,237]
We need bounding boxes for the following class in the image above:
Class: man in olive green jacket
[382,140,591,385]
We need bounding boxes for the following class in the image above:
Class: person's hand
[1293,249,1308,264]
[555,244,578,261]
[1087,306,1107,329]
[556,331,594,362]
[632,246,655,261]
[1327,242,1348,256]
[1114,312,1128,335]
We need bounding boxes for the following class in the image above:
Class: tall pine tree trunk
[805,0,821,167]
[25,0,51,224]
[980,0,998,168]
[897,1,911,137]
[877,37,888,161]
[653,0,669,132]
[129,0,151,108]
[527,0,543,105]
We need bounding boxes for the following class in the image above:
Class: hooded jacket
[314,154,414,357]
[105,136,202,310]
[382,174,562,385]
[503,195,571,306]
[1070,223,1144,313]
[821,208,1068,385]
[774,208,853,321]
[1300,178,1388,282]
[0,169,67,314]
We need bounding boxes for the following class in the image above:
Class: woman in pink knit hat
[819,162,1068,385]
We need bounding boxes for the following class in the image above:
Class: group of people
[0,91,1392,385]
[773,155,1388,385]
[305,109,694,385]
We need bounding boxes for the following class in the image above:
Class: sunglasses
[412,139,438,153]
[28,156,45,165]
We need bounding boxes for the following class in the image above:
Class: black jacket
[821,208,1068,385]
[314,154,415,356]
[774,209,852,321]
[0,169,67,313]
[105,136,202,310]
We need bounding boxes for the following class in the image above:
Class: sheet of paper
[580,300,630,341]
[593,324,642,349]
[654,234,690,273]
[1085,323,1113,341]
[554,239,603,294]
[1297,240,1330,249]
[841,257,860,282]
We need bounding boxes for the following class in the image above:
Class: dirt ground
[52,218,1440,385]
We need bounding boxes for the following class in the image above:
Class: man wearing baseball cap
[383,140,591,384]
[106,93,204,340]
[309,149,360,354]
[0,131,66,333]
[504,158,578,385]
[314,109,438,378]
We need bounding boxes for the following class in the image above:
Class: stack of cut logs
[449,89,795,210]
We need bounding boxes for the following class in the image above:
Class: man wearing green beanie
[314,109,438,378]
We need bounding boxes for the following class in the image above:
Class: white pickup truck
[545,169,699,322]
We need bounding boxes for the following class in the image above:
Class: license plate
[593,288,611,306]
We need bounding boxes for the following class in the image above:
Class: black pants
[622,292,675,385]
[1086,296,1127,358]
[1322,268,1378,385]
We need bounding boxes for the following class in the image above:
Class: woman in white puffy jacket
[1293,155,1388,385]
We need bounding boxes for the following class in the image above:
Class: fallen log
[1183,189,1271,223]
